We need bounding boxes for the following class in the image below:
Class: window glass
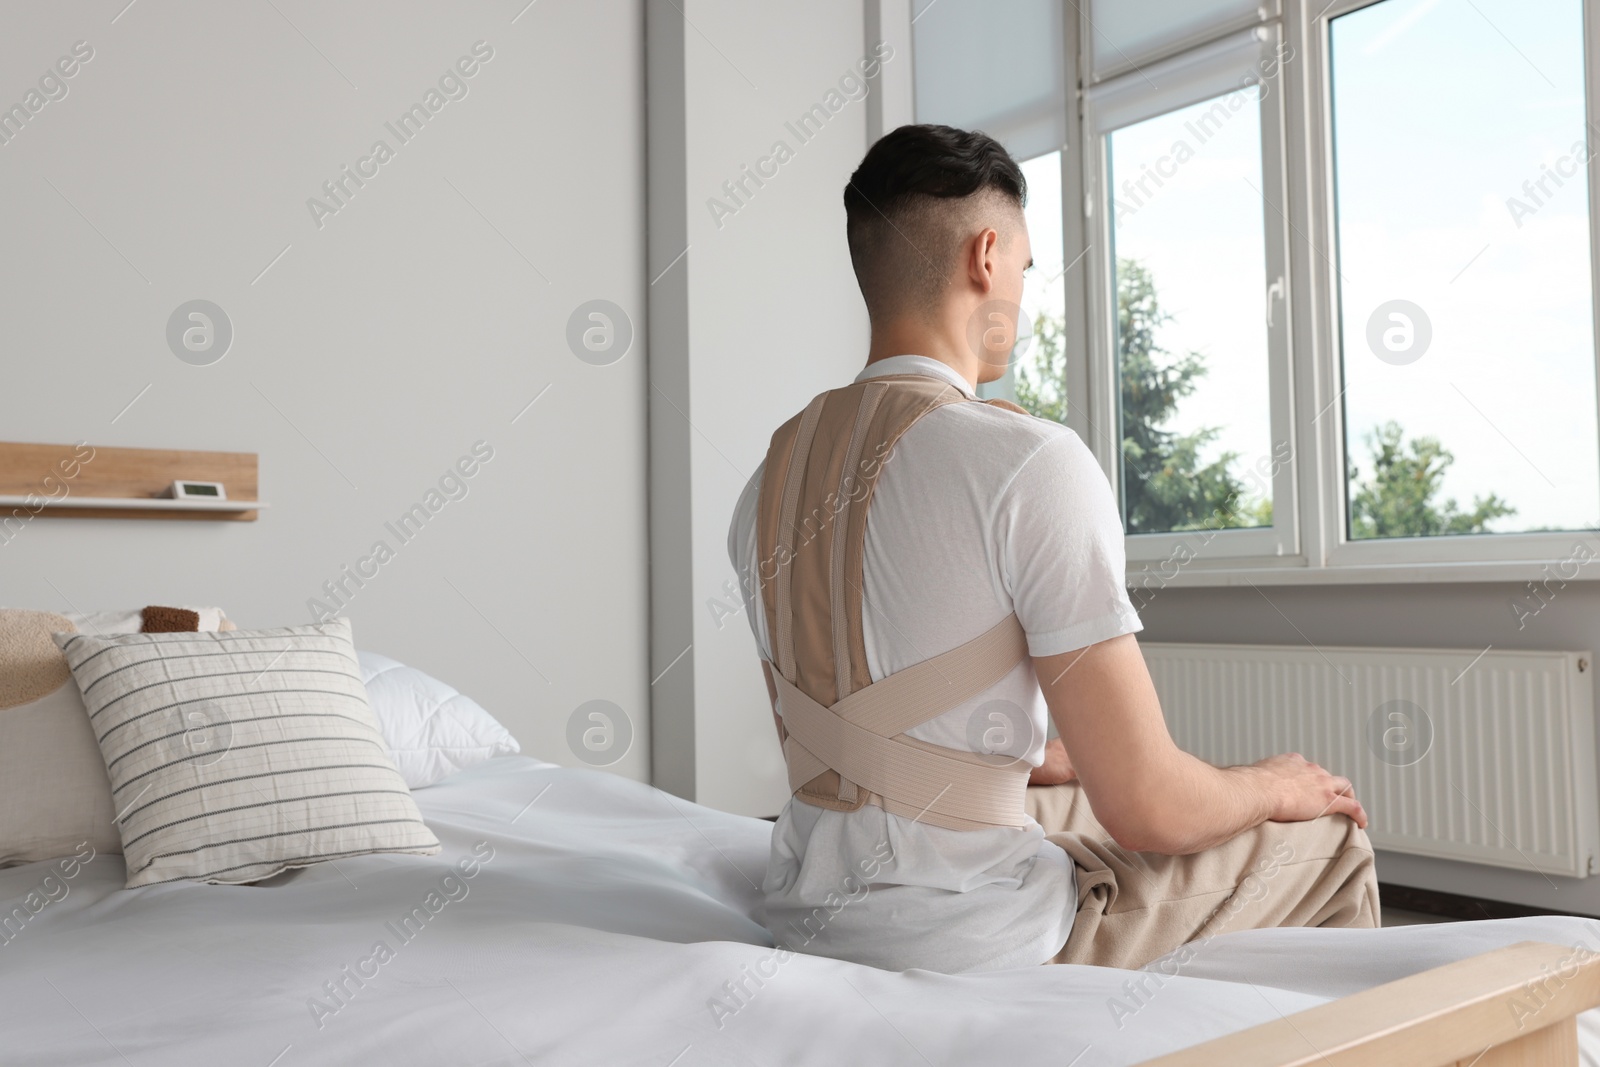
[1331,0,1600,539]
[1010,151,1069,421]
[1109,87,1274,534]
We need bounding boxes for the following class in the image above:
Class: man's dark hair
[843,124,1027,319]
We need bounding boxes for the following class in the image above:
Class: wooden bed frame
[1136,941,1600,1066]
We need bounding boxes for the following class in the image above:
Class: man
[726,124,1378,974]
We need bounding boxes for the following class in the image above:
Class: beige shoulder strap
[756,375,1033,831]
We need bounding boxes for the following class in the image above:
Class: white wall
[0,0,650,781]
[647,0,912,815]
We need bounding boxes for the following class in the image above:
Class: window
[1109,88,1274,535]
[1001,151,1069,419]
[1079,28,1297,564]
[913,0,1600,581]
[1329,0,1600,546]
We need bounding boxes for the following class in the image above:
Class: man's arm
[1035,633,1367,855]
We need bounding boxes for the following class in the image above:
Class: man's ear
[966,227,1001,295]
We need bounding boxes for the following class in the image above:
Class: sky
[1018,151,1066,361]
[1010,0,1600,537]
[1329,0,1598,533]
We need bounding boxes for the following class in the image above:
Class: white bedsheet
[2,755,1597,1066]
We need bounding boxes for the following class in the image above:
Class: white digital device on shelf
[166,480,227,501]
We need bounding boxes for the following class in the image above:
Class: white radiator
[1142,642,1600,879]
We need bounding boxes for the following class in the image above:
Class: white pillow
[356,651,518,788]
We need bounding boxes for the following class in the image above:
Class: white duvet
[3,755,1598,1066]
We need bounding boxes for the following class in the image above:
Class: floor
[1381,906,1453,927]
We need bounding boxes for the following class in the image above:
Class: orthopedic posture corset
[756,374,1034,832]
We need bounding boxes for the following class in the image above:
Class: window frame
[1308,0,1600,571]
[1080,25,1302,566]
[1056,0,1600,585]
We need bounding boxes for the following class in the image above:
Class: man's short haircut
[843,124,1027,320]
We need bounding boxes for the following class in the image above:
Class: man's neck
[864,313,984,392]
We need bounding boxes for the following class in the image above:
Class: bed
[4,753,1599,1066]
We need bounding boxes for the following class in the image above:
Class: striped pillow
[54,618,439,888]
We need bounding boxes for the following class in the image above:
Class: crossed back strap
[755,374,1034,831]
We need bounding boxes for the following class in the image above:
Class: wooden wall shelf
[0,442,263,522]
[0,495,267,514]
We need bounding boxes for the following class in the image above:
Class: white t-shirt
[727,355,1143,973]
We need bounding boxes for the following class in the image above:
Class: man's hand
[1247,752,1368,829]
[1028,737,1076,786]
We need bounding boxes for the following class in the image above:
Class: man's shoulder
[736,397,1092,535]
[922,399,1087,471]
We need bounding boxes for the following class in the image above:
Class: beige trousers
[1027,782,1381,971]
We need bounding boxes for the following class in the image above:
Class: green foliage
[1116,259,1255,533]
[1014,259,1513,542]
[1239,496,1273,527]
[1014,308,1069,427]
[1348,421,1515,538]
[1016,259,1258,532]
[1017,259,1254,534]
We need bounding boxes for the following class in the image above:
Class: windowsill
[1125,557,1600,589]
